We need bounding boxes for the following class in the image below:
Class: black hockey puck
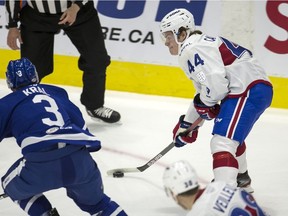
[113,171,124,178]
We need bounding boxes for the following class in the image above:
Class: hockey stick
[0,193,8,200]
[107,117,203,176]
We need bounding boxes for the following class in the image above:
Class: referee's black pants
[20,2,111,110]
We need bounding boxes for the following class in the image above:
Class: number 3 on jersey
[187,53,204,73]
[33,94,65,127]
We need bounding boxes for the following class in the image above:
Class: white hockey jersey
[179,34,271,123]
[188,181,268,216]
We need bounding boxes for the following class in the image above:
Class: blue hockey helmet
[6,58,39,90]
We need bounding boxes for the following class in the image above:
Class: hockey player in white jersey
[160,9,273,192]
[163,160,268,216]
[0,58,127,216]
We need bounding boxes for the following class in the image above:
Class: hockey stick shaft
[136,116,202,171]
[107,117,203,176]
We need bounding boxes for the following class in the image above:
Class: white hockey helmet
[163,160,199,196]
[160,8,195,44]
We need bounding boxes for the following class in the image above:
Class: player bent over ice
[0,58,127,216]
[160,9,273,192]
[163,161,269,216]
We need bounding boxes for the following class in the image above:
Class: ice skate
[86,106,121,123]
[237,171,254,193]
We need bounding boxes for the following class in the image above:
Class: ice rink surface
[0,80,287,216]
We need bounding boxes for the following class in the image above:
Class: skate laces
[86,106,121,123]
[94,107,113,118]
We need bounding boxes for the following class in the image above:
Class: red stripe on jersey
[245,205,258,215]
[236,142,246,157]
[213,151,238,169]
[219,43,237,65]
[227,96,246,139]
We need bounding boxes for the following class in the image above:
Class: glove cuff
[180,121,192,129]
[194,94,205,106]
[179,115,192,129]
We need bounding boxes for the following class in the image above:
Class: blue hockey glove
[193,94,220,120]
[173,115,198,148]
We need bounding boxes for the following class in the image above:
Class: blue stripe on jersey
[219,37,253,66]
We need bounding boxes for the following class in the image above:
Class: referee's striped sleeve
[5,0,22,28]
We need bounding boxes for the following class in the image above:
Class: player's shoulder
[0,92,14,110]
[208,181,229,188]
[196,182,239,205]
[188,33,220,45]
[39,83,66,91]
[179,33,219,56]
[39,84,68,96]
[0,88,30,111]
[205,181,239,196]
[179,34,200,55]
[190,182,238,216]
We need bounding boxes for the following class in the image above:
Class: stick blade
[0,193,8,200]
[106,167,140,176]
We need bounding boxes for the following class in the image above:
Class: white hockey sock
[213,167,238,187]
[236,142,248,174]
[236,151,248,174]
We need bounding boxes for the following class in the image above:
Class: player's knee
[210,134,239,155]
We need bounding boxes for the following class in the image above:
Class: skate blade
[90,116,123,125]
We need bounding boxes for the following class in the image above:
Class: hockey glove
[193,94,220,120]
[173,115,198,148]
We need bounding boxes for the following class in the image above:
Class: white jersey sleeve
[187,181,268,216]
[183,80,201,123]
[184,100,200,123]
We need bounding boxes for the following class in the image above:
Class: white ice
[0,80,287,216]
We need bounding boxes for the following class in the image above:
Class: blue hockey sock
[77,194,127,215]
[18,194,52,216]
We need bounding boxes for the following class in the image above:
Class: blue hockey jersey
[0,84,101,155]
